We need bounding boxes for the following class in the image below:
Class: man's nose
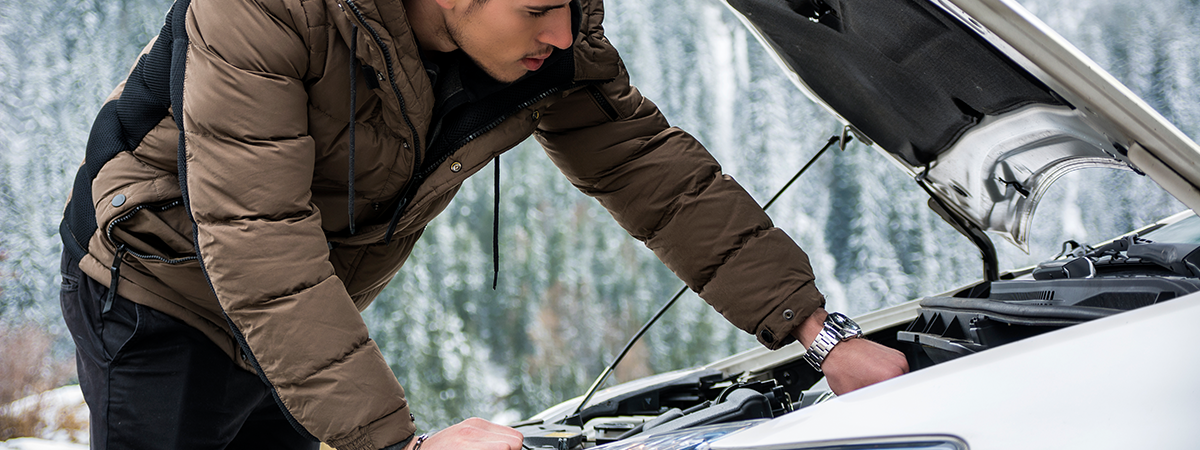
[538,9,573,50]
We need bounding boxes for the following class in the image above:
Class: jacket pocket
[60,262,81,294]
[105,199,198,265]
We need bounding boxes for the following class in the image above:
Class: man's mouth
[521,52,553,71]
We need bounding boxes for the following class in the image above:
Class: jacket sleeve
[179,0,414,448]
[534,2,824,350]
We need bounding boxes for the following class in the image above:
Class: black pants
[60,253,318,450]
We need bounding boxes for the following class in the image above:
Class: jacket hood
[720,0,1200,251]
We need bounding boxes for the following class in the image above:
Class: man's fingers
[420,418,525,450]
[458,417,524,444]
[822,338,909,395]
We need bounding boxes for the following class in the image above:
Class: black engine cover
[898,277,1200,369]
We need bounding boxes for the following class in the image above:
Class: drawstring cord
[102,245,128,314]
[492,155,500,290]
[348,24,359,235]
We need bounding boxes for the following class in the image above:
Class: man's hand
[793,308,909,395]
[820,337,908,395]
[407,418,524,450]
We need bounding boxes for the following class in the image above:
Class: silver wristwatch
[802,312,863,372]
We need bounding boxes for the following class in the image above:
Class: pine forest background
[2,0,1197,430]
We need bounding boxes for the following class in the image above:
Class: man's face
[443,0,574,82]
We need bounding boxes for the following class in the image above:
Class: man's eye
[529,9,550,17]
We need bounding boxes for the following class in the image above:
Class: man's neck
[403,0,457,53]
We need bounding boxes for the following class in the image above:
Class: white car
[510,0,1200,448]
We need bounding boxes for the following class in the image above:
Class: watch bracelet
[381,433,426,450]
[803,325,842,371]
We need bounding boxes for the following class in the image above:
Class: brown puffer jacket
[60,0,826,447]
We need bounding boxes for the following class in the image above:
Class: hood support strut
[919,177,1000,282]
[567,132,851,422]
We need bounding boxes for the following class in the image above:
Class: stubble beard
[443,15,524,83]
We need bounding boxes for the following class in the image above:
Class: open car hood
[720,0,1200,250]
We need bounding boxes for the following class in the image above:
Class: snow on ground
[0,438,87,450]
[1,385,88,449]
[1,386,343,449]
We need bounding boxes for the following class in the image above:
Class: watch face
[829,312,863,337]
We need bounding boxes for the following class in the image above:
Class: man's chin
[477,64,525,84]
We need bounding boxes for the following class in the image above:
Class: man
[58,0,907,448]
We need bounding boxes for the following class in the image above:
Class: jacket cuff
[697,227,826,350]
[754,282,825,350]
[325,403,417,450]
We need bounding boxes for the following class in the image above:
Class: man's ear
[433,0,458,11]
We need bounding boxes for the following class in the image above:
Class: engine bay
[515,214,1200,449]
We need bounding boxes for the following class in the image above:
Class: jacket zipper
[343,0,422,168]
[586,85,619,121]
[100,200,196,315]
[343,0,428,242]
[104,200,199,264]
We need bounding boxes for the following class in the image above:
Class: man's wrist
[798,310,863,372]
[409,433,430,450]
[794,307,828,347]
[381,433,417,450]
